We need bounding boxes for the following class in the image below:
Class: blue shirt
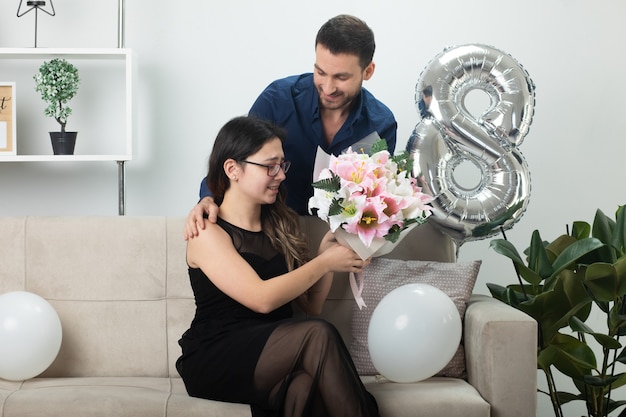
[200,73,397,215]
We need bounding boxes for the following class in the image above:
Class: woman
[176,116,379,417]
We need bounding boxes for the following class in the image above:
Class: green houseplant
[488,205,626,417]
[34,58,80,155]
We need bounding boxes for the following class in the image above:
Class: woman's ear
[223,159,241,181]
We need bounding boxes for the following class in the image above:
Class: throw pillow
[350,258,481,378]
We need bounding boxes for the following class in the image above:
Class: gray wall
[2,1,625,415]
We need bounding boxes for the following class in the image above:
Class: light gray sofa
[0,216,537,417]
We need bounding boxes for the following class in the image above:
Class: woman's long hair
[207,116,308,270]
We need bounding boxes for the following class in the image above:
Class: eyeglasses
[239,160,291,176]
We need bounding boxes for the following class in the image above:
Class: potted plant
[488,205,626,417]
[34,58,80,155]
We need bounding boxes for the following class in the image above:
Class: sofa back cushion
[0,217,194,378]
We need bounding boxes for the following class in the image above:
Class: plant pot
[49,132,77,155]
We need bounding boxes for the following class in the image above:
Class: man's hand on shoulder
[184,197,219,240]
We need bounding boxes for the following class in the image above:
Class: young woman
[176,116,380,417]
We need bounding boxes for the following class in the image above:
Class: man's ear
[363,61,375,81]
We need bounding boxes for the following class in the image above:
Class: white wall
[1,1,625,415]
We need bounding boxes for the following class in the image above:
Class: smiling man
[187,14,397,238]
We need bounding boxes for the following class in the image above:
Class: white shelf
[0,48,135,214]
[0,48,132,60]
[0,47,135,160]
[0,154,131,162]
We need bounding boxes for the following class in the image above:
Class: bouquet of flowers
[308,139,433,306]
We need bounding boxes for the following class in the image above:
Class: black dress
[176,218,379,417]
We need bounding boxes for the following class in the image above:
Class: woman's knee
[302,319,340,344]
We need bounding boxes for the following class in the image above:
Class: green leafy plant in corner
[488,205,626,417]
[33,58,80,133]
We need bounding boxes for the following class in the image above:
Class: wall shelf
[0,47,135,214]
[0,154,131,162]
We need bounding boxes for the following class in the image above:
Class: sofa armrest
[464,294,537,417]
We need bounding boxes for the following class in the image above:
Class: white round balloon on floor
[368,283,462,383]
[0,291,63,381]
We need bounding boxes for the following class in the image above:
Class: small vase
[49,132,78,155]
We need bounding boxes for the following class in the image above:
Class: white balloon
[367,284,462,383]
[0,291,63,381]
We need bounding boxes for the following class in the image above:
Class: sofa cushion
[362,376,489,417]
[1,377,251,417]
[350,258,481,378]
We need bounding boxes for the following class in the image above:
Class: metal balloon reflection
[409,44,535,245]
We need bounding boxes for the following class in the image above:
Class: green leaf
[568,316,594,333]
[616,256,626,295]
[549,333,596,379]
[527,230,554,279]
[617,346,626,364]
[538,273,592,342]
[369,138,388,154]
[385,224,403,244]
[592,208,618,263]
[486,283,531,307]
[611,400,626,417]
[583,373,624,389]
[594,208,616,243]
[537,345,558,370]
[391,150,414,174]
[545,234,577,261]
[572,221,591,240]
[545,237,605,289]
[311,172,341,192]
[609,300,626,337]
[585,262,621,302]
[607,372,626,390]
[327,198,344,216]
[486,283,507,302]
[471,200,525,238]
[555,390,582,405]
[612,205,626,255]
[489,238,543,285]
[569,316,622,349]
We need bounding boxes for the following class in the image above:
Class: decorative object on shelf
[34,58,80,155]
[0,291,63,381]
[488,205,626,417]
[0,82,17,156]
[16,0,55,48]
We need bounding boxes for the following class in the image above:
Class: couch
[0,216,537,417]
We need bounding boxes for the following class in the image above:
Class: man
[185,14,397,239]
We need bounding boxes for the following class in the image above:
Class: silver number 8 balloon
[408,44,536,246]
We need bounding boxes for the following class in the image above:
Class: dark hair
[207,116,287,204]
[206,116,308,269]
[315,14,375,69]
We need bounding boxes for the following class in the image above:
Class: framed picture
[0,82,17,155]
